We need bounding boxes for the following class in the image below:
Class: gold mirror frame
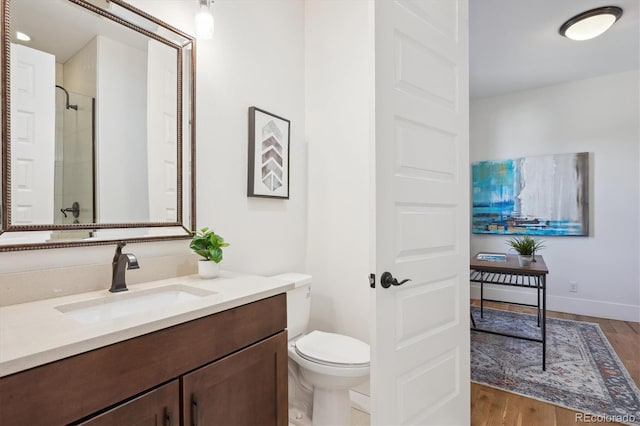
[0,0,196,251]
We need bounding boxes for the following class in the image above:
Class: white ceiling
[11,0,153,63]
[470,0,640,99]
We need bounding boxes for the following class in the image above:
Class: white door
[370,1,470,424]
[10,43,55,225]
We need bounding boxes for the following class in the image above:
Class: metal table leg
[542,275,546,371]
[480,272,484,319]
[537,276,541,327]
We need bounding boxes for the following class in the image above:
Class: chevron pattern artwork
[261,121,284,192]
[248,107,290,198]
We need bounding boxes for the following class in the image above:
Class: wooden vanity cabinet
[0,294,288,426]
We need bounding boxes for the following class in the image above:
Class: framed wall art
[247,107,290,199]
[472,152,589,236]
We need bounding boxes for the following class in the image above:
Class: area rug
[471,306,640,425]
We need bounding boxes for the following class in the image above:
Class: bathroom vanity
[0,274,292,426]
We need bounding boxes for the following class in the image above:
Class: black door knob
[380,272,411,289]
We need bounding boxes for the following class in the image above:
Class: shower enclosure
[54,85,95,225]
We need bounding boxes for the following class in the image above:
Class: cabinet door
[183,332,288,426]
[78,380,179,426]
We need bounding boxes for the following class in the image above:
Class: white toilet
[271,273,370,426]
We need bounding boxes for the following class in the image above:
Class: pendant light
[559,6,623,41]
[195,0,214,40]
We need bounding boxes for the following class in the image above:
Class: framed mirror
[1,0,196,250]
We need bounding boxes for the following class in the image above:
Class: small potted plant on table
[506,235,545,267]
[190,227,230,278]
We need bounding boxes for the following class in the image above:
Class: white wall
[125,0,308,276]
[470,70,640,322]
[63,38,97,98]
[96,35,149,223]
[188,0,307,275]
[0,1,307,287]
[305,0,372,343]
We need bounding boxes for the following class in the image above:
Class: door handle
[191,396,199,426]
[60,201,80,223]
[164,407,173,426]
[380,272,411,288]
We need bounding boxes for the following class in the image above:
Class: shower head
[55,85,78,111]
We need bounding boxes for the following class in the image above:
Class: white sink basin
[55,285,216,324]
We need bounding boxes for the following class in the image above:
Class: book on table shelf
[475,253,507,262]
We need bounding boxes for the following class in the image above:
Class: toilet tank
[270,273,312,339]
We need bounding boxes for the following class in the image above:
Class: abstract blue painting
[472,152,589,236]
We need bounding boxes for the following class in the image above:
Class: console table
[470,253,549,370]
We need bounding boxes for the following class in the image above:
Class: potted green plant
[190,227,230,278]
[505,235,545,267]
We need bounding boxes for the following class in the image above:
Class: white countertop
[0,272,294,377]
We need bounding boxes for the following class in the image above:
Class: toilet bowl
[271,273,370,426]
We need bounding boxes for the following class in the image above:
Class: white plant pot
[198,260,220,279]
[518,255,533,267]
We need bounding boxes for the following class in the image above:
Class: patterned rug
[471,306,640,425]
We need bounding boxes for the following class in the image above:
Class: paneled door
[182,332,288,426]
[10,43,55,225]
[371,0,470,424]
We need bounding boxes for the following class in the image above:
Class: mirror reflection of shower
[55,85,78,111]
[54,84,96,225]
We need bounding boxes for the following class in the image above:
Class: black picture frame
[247,107,290,199]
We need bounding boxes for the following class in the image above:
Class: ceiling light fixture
[16,31,31,42]
[195,0,214,40]
[559,6,623,41]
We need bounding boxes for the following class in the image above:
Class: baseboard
[470,284,640,322]
[547,294,640,322]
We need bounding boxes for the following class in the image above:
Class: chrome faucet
[110,242,140,293]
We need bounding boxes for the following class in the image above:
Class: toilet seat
[294,330,369,368]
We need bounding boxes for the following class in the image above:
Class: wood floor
[470,300,640,426]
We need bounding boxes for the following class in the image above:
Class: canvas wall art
[247,107,290,199]
[472,152,589,236]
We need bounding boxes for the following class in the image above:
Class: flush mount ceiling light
[195,0,214,40]
[559,6,623,41]
[16,31,31,41]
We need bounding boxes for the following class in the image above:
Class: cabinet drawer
[77,380,179,426]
